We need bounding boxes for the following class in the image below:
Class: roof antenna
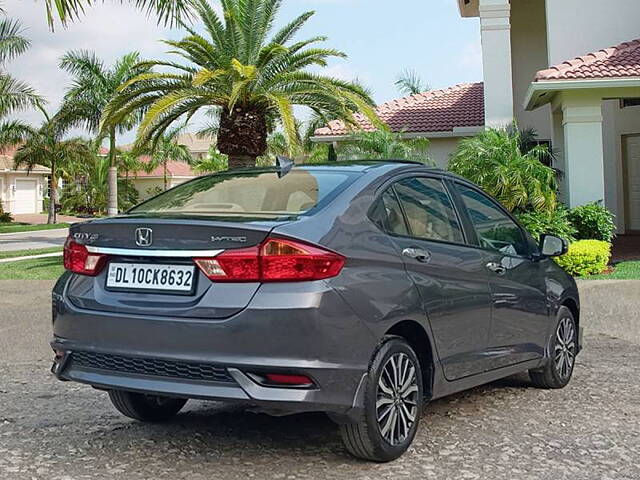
[276,155,294,178]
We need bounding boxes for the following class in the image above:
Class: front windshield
[130,169,356,218]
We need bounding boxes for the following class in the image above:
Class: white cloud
[4,0,178,140]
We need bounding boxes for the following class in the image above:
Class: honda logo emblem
[135,228,153,247]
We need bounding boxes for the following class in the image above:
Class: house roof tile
[535,38,640,81]
[0,146,51,173]
[130,156,197,178]
[314,82,485,137]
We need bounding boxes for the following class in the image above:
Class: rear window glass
[130,170,356,218]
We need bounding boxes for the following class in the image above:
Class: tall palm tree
[58,50,151,215]
[395,69,429,96]
[103,0,381,170]
[11,111,92,224]
[0,15,42,118]
[0,10,45,217]
[143,125,193,190]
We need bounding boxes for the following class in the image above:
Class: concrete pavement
[0,279,638,479]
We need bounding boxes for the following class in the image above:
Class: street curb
[0,252,63,263]
[0,228,69,237]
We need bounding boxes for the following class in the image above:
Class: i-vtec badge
[73,232,100,244]
[211,236,247,243]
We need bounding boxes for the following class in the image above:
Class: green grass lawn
[586,261,640,280]
[0,222,70,234]
[0,247,63,260]
[0,255,64,280]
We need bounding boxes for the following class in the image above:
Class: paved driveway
[0,228,68,251]
[0,280,638,479]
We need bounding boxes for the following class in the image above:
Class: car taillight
[194,237,345,282]
[63,237,107,276]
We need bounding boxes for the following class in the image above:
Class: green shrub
[516,207,577,242]
[0,211,12,223]
[554,240,611,276]
[568,202,616,242]
[448,126,557,213]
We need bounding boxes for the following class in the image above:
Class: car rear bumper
[51,278,376,419]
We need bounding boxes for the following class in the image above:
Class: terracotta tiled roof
[535,38,640,81]
[130,156,196,178]
[314,82,484,137]
[0,145,51,173]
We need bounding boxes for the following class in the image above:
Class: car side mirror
[540,234,568,257]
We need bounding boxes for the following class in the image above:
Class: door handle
[486,261,506,275]
[402,247,431,263]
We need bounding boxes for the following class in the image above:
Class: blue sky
[6,0,482,142]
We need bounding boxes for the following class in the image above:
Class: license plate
[106,263,195,293]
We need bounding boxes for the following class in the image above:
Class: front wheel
[339,337,423,462]
[108,390,187,422]
[529,306,577,389]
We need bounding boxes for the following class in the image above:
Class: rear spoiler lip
[85,246,224,258]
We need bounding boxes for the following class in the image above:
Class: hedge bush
[516,207,577,242]
[568,202,616,242]
[554,240,611,276]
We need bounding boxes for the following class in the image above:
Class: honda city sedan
[51,161,581,462]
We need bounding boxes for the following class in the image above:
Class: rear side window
[130,170,355,218]
[457,184,529,256]
[393,177,464,244]
[370,188,409,236]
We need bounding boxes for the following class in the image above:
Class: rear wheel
[339,337,423,462]
[108,390,187,422]
[529,306,577,389]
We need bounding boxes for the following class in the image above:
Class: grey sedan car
[51,161,581,462]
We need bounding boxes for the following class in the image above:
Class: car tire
[529,306,577,389]
[108,390,187,422]
[339,337,423,462]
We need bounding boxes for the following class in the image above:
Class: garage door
[14,179,38,214]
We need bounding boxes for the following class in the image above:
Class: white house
[314,0,640,234]
[0,146,50,215]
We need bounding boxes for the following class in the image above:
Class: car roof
[204,160,470,184]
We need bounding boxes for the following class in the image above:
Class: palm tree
[0,15,42,118]
[103,0,381,170]
[340,130,432,163]
[43,0,195,29]
[58,50,151,216]
[0,10,45,217]
[10,112,92,224]
[143,125,193,190]
[448,127,557,213]
[395,69,428,96]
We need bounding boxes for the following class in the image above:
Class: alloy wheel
[554,317,576,379]
[376,352,419,446]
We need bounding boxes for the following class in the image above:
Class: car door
[380,175,493,381]
[453,182,550,369]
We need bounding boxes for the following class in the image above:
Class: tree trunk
[217,106,267,170]
[107,129,118,216]
[163,160,168,190]
[48,162,57,225]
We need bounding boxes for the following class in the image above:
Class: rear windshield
[130,169,357,218]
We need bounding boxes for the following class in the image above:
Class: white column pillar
[561,92,605,207]
[479,0,514,127]
[550,108,566,202]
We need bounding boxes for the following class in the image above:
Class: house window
[621,98,640,108]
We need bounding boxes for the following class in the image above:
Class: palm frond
[0,17,30,64]
[395,68,428,96]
